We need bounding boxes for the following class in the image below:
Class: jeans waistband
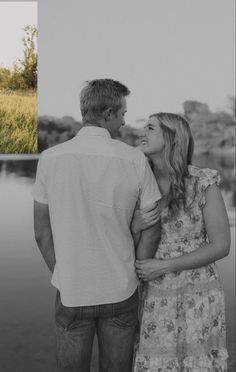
[55,287,139,322]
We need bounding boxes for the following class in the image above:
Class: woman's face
[140,116,165,156]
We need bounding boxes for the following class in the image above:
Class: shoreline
[0,152,235,161]
[0,143,235,160]
[0,154,39,160]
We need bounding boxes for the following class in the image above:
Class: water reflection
[0,159,37,180]
[0,155,235,371]
[0,154,235,231]
[0,155,235,228]
[0,154,235,186]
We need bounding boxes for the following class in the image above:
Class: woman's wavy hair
[149,112,194,217]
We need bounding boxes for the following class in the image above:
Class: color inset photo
[0,2,37,153]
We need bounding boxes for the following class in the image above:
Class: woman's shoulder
[187,165,221,186]
[186,165,221,208]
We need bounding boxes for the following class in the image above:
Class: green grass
[0,90,37,153]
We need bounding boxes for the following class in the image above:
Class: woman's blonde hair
[150,112,194,216]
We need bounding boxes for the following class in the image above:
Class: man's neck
[84,121,102,127]
[85,121,114,135]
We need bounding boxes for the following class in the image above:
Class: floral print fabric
[133,166,228,371]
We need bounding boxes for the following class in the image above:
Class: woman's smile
[140,138,148,146]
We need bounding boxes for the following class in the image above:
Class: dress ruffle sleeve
[197,168,221,208]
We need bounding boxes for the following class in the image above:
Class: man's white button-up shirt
[33,127,161,306]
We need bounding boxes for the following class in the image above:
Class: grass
[0,90,37,153]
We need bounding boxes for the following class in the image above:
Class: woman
[132,113,230,371]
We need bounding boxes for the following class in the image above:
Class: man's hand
[135,258,169,281]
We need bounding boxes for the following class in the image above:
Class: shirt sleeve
[139,155,161,209]
[32,154,48,204]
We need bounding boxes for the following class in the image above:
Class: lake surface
[0,155,235,372]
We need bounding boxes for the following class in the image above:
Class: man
[33,79,161,372]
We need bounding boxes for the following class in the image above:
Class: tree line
[38,116,140,152]
[0,25,37,91]
[38,97,235,153]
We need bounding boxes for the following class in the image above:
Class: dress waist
[156,237,205,259]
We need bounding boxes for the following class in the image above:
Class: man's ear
[103,107,113,121]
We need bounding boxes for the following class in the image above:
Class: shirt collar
[76,126,111,138]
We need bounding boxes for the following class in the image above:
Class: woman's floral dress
[133,166,228,372]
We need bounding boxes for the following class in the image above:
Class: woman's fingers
[144,214,158,223]
[141,207,160,222]
[141,213,159,228]
[136,270,146,279]
[142,205,159,216]
[135,261,143,269]
[147,215,160,226]
[135,268,145,276]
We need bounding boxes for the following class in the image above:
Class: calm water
[0,155,235,372]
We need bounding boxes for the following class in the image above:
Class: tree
[19,25,38,90]
[228,96,236,122]
[0,68,11,89]
[0,25,38,91]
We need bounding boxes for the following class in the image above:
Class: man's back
[33,127,159,306]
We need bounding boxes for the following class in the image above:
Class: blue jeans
[55,289,139,372]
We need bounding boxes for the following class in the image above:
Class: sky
[0,1,37,68]
[30,0,236,125]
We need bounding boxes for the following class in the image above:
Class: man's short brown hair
[80,79,130,123]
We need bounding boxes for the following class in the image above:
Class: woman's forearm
[165,241,230,274]
[136,221,161,260]
[136,234,157,260]
[132,231,141,248]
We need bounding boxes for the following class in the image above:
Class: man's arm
[34,201,56,273]
[136,218,161,260]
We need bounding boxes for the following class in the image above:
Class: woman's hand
[135,258,169,281]
[131,201,161,234]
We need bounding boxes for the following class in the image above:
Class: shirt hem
[51,281,138,307]
[33,195,48,204]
